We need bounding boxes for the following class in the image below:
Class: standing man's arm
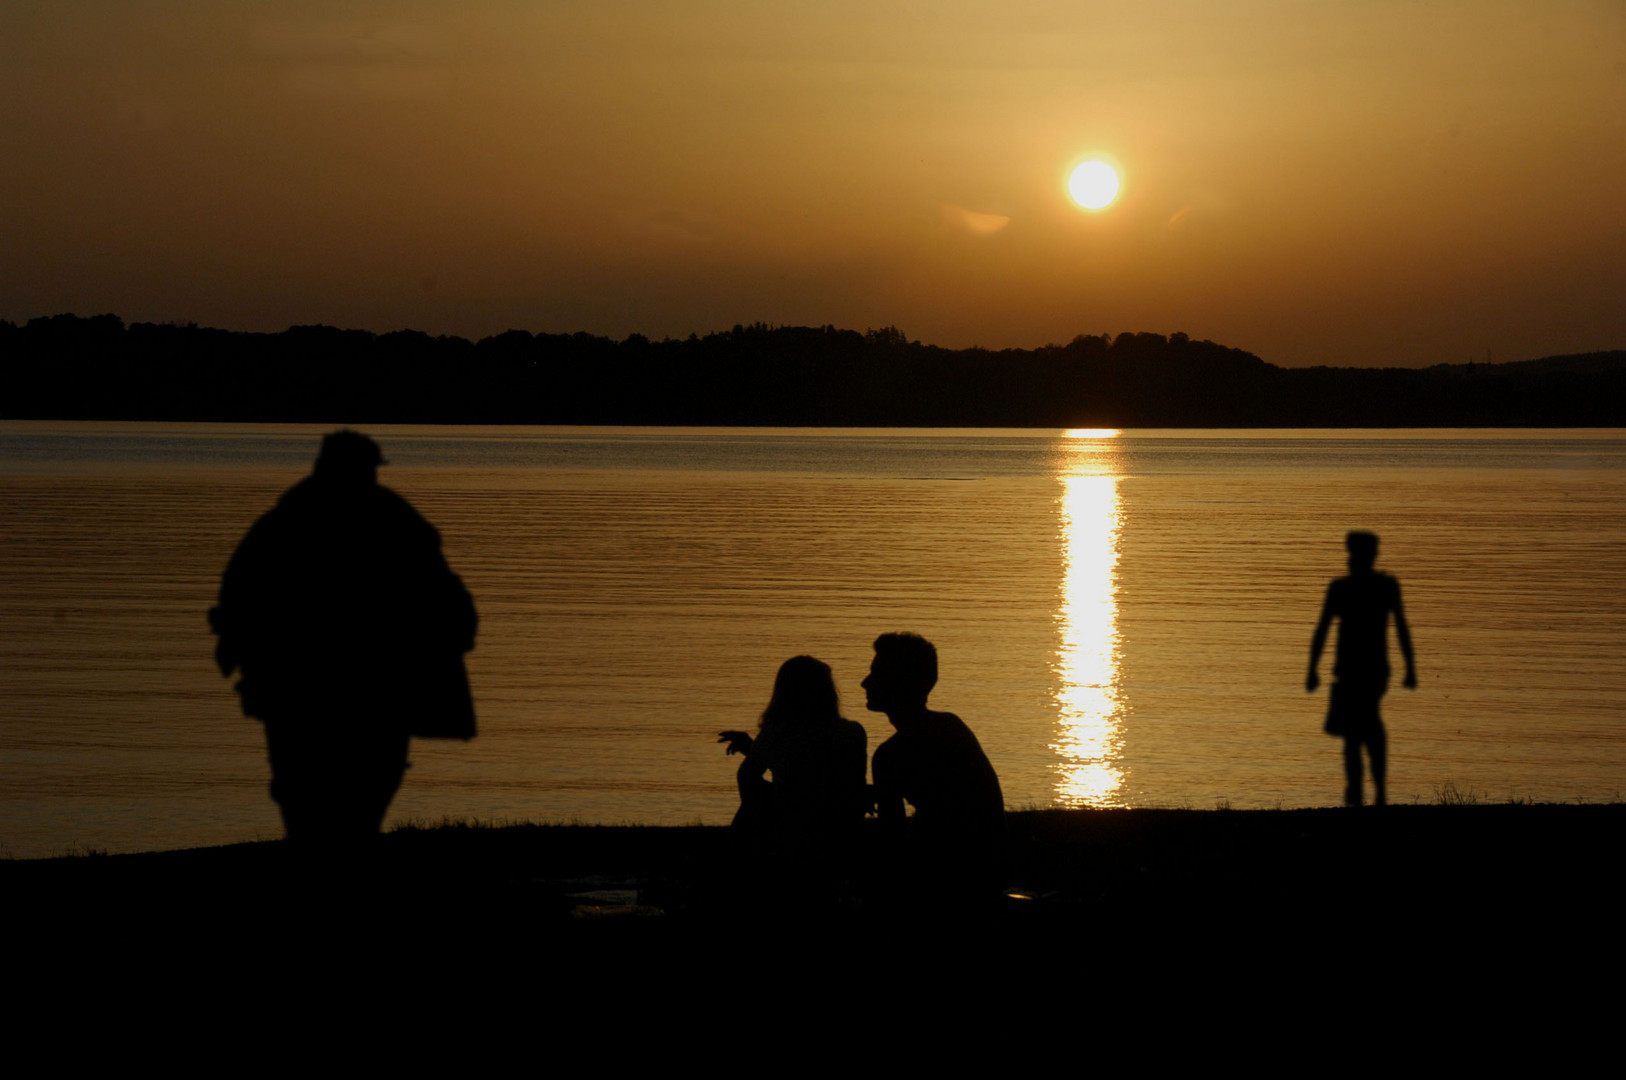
[1307,585,1335,692]
[210,519,265,679]
[1393,583,1417,688]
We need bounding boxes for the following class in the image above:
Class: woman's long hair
[760,655,841,730]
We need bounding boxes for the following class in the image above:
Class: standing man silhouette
[864,632,1005,899]
[1307,531,1416,807]
[210,431,477,845]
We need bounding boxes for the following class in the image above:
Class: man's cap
[315,429,386,475]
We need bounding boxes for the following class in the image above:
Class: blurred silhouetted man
[865,632,1005,899]
[1308,531,1415,807]
[210,431,477,845]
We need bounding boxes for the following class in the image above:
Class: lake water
[3,423,1624,858]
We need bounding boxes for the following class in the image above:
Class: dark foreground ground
[9,807,1615,1063]
[8,806,1621,1049]
[8,804,1619,944]
[6,806,1619,1034]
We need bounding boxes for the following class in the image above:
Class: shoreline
[8,804,1618,921]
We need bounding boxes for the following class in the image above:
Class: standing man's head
[313,430,385,485]
[863,632,938,717]
[1345,530,1379,574]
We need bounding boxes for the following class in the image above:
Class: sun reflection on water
[1053,432,1125,805]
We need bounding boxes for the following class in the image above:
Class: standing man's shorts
[1325,679,1385,739]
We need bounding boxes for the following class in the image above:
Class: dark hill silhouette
[3,314,1622,426]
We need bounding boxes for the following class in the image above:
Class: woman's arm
[717,730,754,756]
[736,751,770,803]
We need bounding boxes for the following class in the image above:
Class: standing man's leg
[265,717,321,841]
[1342,736,1364,807]
[266,717,407,844]
[1368,718,1388,807]
[337,723,409,839]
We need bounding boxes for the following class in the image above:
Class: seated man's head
[863,632,937,715]
[1345,530,1379,573]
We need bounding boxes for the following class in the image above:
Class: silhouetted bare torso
[1324,571,1404,687]
[871,710,1004,842]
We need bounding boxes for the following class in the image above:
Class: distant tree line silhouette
[4,313,1623,426]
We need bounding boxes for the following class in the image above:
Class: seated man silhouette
[864,632,1005,900]
[1307,530,1416,807]
[210,431,477,846]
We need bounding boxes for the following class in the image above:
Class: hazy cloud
[252,21,448,61]
[942,204,1011,235]
[112,99,171,135]
[616,207,719,245]
[278,64,453,99]
[256,20,451,98]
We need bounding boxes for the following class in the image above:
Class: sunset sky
[4,1,1622,367]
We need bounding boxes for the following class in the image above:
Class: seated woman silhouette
[718,656,868,883]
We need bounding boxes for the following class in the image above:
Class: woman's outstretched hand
[718,730,753,756]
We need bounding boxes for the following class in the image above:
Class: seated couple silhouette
[719,632,1005,903]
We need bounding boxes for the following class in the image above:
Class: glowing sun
[1069,161,1120,210]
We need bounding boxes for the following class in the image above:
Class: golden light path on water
[1052,430,1126,805]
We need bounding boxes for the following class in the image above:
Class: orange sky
[4,2,1623,366]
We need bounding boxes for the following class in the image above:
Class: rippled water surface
[3,423,1624,857]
